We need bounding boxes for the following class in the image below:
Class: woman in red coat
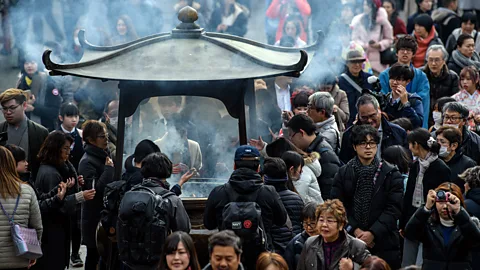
[266,0,311,43]
[383,0,407,40]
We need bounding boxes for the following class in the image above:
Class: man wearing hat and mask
[203,145,288,270]
[338,50,375,127]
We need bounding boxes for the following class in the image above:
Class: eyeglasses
[304,222,317,228]
[443,115,463,122]
[1,103,22,113]
[289,132,298,140]
[318,219,338,225]
[398,48,413,54]
[389,78,407,83]
[427,57,443,63]
[359,113,378,122]
[357,141,378,148]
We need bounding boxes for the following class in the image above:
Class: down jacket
[0,184,43,269]
[293,153,323,204]
[266,179,304,256]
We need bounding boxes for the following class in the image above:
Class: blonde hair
[0,146,22,199]
[0,88,27,106]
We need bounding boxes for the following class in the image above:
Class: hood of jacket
[228,167,263,195]
[451,28,478,40]
[431,7,457,22]
[304,157,322,177]
[466,188,480,205]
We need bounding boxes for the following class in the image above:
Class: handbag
[379,26,397,65]
[0,195,43,259]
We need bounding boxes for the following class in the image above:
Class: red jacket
[266,0,311,42]
[392,16,407,38]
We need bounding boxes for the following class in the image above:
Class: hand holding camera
[427,189,461,214]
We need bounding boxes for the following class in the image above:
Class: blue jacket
[338,70,374,127]
[383,93,424,129]
[380,66,430,128]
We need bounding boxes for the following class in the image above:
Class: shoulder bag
[380,25,397,65]
[0,195,42,259]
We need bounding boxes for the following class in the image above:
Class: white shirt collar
[61,125,76,134]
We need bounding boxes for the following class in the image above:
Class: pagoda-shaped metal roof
[42,6,312,82]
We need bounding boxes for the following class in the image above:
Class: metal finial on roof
[178,6,198,24]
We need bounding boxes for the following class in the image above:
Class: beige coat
[0,183,42,269]
[330,85,350,132]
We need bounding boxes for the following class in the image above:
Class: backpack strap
[340,73,363,94]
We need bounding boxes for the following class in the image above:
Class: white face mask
[433,111,442,124]
[109,116,118,127]
[439,146,451,157]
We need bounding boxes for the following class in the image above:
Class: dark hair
[133,139,161,163]
[301,201,318,221]
[351,125,380,146]
[431,182,466,222]
[360,256,391,270]
[442,101,470,120]
[158,232,201,270]
[279,35,296,47]
[291,91,310,109]
[407,128,441,154]
[436,126,462,145]
[82,120,107,144]
[116,14,138,40]
[396,35,418,55]
[234,160,260,171]
[286,114,317,136]
[266,138,307,158]
[361,0,378,31]
[459,166,480,189]
[356,94,380,111]
[319,72,337,87]
[263,157,288,179]
[391,117,413,132]
[436,97,456,112]
[60,102,79,117]
[281,151,304,193]
[4,144,26,164]
[208,230,242,256]
[461,12,477,26]
[459,66,480,89]
[283,17,302,38]
[140,152,172,179]
[457,33,474,48]
[382,145,411,174]
[442,0,457,7]
[383,0,399,28]
[389,63,415,81]
[37,131,74,166]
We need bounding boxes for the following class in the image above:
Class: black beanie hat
[414,14,433,33]
[134,139,161,163]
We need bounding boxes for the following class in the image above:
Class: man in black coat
[285,114,341,200]
[0,89,49,182]
[421,45,459,126]
[339,94,408,164]
[433,101,480,164]
[203,145,287,270]
[332,125,404,269]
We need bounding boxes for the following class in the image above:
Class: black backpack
[116,185,172,266]
[101,180,127,238]
[221,183,268,251]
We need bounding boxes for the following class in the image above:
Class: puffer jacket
[266,179,304,256]
[293,153,323,204]
[0,184,43,269]
[284,230,309,270]
[306,135,341,201]
[445,28,480,56]
[315,116,340,153]
[297,230,371,270]
[405,206,480,270]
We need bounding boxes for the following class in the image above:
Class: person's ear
[58,115,64,123]
[299,129,306,137]
[451,142,459,151]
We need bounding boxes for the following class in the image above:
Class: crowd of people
[2,0,480,270]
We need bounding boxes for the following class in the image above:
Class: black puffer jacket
[421,65,459,126]
[284,231,309,270]
[265,179,304,255]
[306,135,341,200]
[331,160,404,269]
[401,158,451,230]
[444,151,476,193]
[433,126,480,164]
[405,207,480,270]
[78,144,115,248]
[465,188,480,270]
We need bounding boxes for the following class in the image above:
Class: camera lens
[436,190,447,201]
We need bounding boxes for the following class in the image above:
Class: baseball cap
[234,145,260,161]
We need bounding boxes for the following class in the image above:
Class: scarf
[452,50,480,70]
[412,152,438,208]
[413,26,436,67]
[440,217,454,227]
[352,156,380,229]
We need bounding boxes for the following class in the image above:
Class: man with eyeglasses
[420,45,459,128]
[0,89,48,182]
[380,35,431,128]
[338,50,374,127]
[332,124,403,269]
[433,101,480,163]
[339,94,408,164]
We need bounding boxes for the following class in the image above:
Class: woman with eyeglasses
[78,120,115,270]
[405,182,480,270]
[298,199,371,270]
[400,128,451,267]
[33,131,96,270]
[331,124,404,269]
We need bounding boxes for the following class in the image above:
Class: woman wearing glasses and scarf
[331,124,404,269]
[405,182,480,270]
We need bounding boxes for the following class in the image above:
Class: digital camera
[436,190,450,202]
